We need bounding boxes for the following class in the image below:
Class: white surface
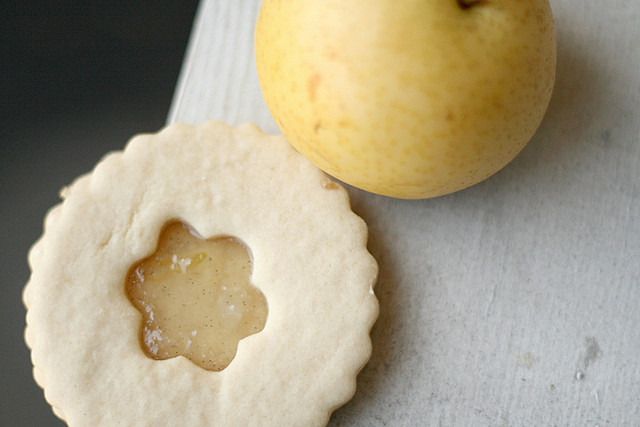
[168,1,640,425]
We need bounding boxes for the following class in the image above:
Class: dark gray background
[1,1,199,425]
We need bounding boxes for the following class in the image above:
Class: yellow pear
[255,0,556,199]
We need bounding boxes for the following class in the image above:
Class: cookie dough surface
[23,121,378,426]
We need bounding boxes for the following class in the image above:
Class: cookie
[23,121,378,426]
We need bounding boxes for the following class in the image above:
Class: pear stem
[456,0,482,9]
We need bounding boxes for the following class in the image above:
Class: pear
[255,0,556,199]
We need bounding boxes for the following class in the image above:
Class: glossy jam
[125,221,267,371]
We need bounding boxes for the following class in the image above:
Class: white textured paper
[168,1,640,425]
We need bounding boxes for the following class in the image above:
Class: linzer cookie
[23,121,378,426]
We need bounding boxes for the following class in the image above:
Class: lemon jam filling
[125,221,268,371]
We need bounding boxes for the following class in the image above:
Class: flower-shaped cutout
[125,221,268,371]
